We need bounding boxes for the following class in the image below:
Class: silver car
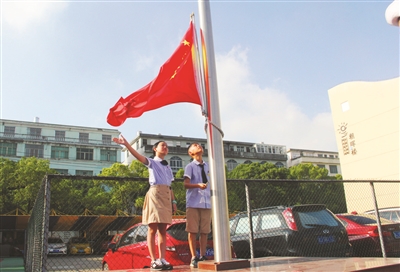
[364,207,400,223]
[47,237,67,255]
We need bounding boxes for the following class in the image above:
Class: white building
[123,131,288,173]
[286,148,341,176]
[0,119,122,175]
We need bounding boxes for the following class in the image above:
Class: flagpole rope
[204,118,224,138]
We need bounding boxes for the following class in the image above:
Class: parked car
[102,219,226,270]
[336,213,400,257]
[93,235,116,254]
[67,237,93,255]
[47,237,67,255]
[364,207,400,223]
[110,233,123,244]
[229,204,352,258]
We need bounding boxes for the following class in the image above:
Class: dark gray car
[229,204,352,258]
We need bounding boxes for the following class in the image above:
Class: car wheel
[103,263,109,271]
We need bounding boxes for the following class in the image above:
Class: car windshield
[48,237,63,243]
[297,210,338,228]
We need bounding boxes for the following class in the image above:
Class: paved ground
[1,256,400,271]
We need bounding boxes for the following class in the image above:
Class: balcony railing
[143,145,286,161]
[0,132,120,148]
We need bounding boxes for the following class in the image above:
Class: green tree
[99,162,149,215]
[0,158,17,214]
[174,169,184,179]
[100,163,134,177]
[14,157,56,213]
[288,163,346,213]
[288,163,329,180]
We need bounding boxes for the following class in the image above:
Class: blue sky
[1,0,398,152]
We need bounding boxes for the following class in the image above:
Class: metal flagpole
[198,0,231,262]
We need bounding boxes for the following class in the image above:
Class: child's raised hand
[113,134,126,145]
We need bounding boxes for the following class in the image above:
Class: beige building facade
[328,77,399,212]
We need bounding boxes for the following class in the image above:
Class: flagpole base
[197,259,250,271]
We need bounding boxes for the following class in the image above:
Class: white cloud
[215,46,338,151]
[2,0,68,33]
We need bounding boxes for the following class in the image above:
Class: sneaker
[198,255,207,262]
[161,258,173,270]
[151,259,163,270]
[190,257,199,268]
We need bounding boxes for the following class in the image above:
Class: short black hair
[188,142,203,156]
[152,141,164,156]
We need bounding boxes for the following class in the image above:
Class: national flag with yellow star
[107,21,202,126]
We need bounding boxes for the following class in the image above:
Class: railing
[0,132,120,147]
[22,176,399,271]
[144,144,287,161]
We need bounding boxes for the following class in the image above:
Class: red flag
[107,22,201,126]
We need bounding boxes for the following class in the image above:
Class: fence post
[369,181,386,258]
[245,182,254,259]
[42,175,51,272]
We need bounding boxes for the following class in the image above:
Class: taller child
[113,135,177,271]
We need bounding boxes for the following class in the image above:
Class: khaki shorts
[185,208,212,234]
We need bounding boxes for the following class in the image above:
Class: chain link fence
[24,175,399,271]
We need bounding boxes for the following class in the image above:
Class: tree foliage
[0,157,346,216]
[0,157,56,214]
[226,162,346,214]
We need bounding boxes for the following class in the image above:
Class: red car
[336,213,400,257]
[102,219,223,270]
[97,233,123,254]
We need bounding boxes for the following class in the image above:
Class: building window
[51,146,69,159]
[237,146,245,152]
[55,130,65,141]
[25,144,44,158]
[100,149,117,162]
[79,133,89,143]
[4,126,15,137]
[28,127,41,139]
[170,156,183,172]
[275,162,284,168]
[102,134,111,145]
[142,139,147,147]
[77,148,93,160]
[244,160,252,164]
[329,165,338,174]
[0,142,17,156]
[317,164,325,169]
[256,145,265,153]
[227,159,238,171]
[76,170,93,176]
[318,154,323,157]
[53,169,69,175]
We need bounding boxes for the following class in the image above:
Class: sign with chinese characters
[337,122,357,156]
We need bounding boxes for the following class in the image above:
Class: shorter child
[183,143,212,268]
